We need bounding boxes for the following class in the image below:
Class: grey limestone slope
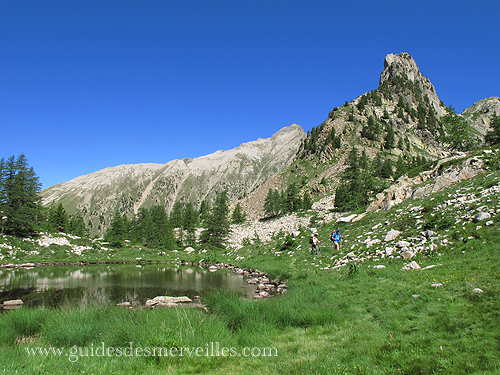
[41,124,306,235]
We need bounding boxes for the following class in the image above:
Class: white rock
[473,212,491,222]
[337,214,358,223]
[472,288,483,293]
[373,265,386,269]
[400,261,421,271]
[384,229,401,242]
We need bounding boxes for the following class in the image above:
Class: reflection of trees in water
[1,265,251,307]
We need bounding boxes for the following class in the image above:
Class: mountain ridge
[41,124,306,234]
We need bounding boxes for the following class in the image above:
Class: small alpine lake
[0,263,256,308]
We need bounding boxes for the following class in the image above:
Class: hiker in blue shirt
[331,228,342,252]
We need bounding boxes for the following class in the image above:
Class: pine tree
[301,192,312,211]
[0,155,41,237]
[231,202,246,224]
[199,200,211,224]
[485,114,500,146]
[384,126,395,149]
[264,189,281,218]
[380,159,393,179]
[169,201,185,228]
[183,203,199,232]
[68,214,87,237]
[51,202,69,232]
[441,106,476,151]
[199,191,231,248]
[105,210,128,246]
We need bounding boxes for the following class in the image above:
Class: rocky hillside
[463,97,500,136]
[40,125,306,235]
[238,53,499,219]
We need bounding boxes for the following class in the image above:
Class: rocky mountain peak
[379,52,445,117]
[380,52,420,84]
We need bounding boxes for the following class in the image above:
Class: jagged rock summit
[379,52,446,117]
[41,124,306,235]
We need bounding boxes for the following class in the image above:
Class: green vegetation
[1,152,500,374]
[0,154,42,237]
[485,113,500,146]
[441,106,478,152]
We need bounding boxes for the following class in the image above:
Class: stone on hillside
[485,220,494,226]
[396,240,411,248]
[473,212,491,222]
[373,265,386,269]
[372,223,382,230]
[400,251,415,260]
[422,230,436,238]
[351,213,366,222]
[337,214,357,223]
[472,288,484,293]
[400,261,421,271]
[421,264,442,270]
[366,239,381,248]
[184,247,195,254]
[384,229,401,242]
[431,283,443,288]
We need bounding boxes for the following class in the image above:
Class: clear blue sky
[1,1,499,189]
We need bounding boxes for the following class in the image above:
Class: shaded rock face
[40,125,306,235]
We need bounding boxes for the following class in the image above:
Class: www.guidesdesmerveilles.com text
[25,342,278,363]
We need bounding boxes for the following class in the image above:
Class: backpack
[309,236,314,244]
[330,232,335,241]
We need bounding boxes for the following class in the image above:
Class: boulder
[337,214,358,223]
[473,212,491,222]
[400,251,415,260]
[384,229,401,242]
[400,261,421,271]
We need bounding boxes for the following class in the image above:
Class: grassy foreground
[1,166,500,374]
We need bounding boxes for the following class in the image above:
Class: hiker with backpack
[310,233,321,256]
[331,228,343,252]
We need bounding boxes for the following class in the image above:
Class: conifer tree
[384,126,395,149]
[51,202,69,232]
[169,201,185,228]
[231,202,246,224]
[199,200,211,224]
[68,214,87,237]
[301,192,312,211]
[199,191,230,248]
[441,106,476,151]
[0,155,41,237]
[264,189,281,218]
[485,114,500,146]
[105,210,128,246]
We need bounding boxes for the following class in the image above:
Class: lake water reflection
[0,264,255,308]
